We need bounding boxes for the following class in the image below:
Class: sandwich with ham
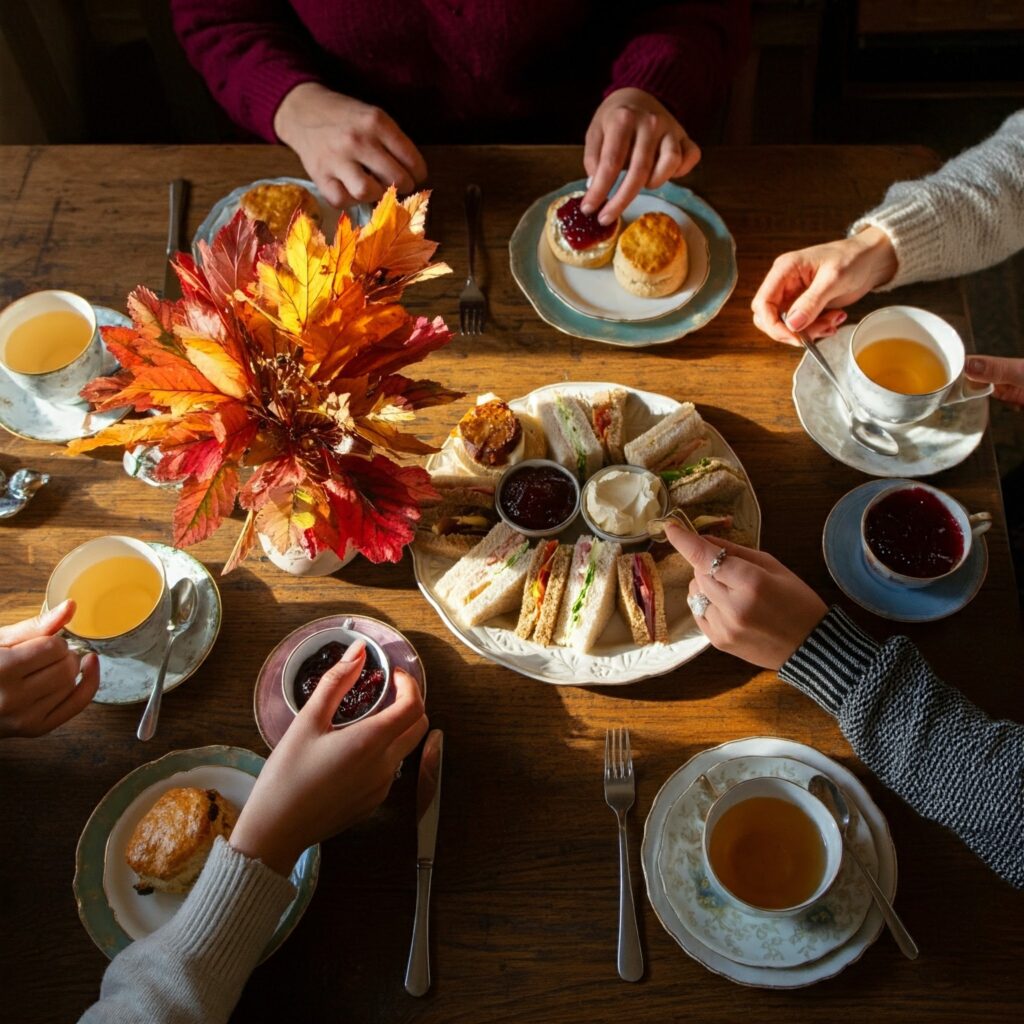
[553,534,622,652]
[616,552,668,645]
[624,403,712,473]
[515,540,572,645]
[537,393,604,483]
[591,388,628,465]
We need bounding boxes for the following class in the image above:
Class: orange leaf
[354,187,444,280]
[66,413,210,456]
[182,336,250,399]
[222,509,257,574]
[115,363,235,416]
[173,465,239,547]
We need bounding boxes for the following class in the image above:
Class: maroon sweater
[170,0,749,144]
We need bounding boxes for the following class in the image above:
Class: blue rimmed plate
[74,745,319,962]
[509,178,737,346]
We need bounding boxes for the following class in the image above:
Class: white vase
[258,532,357,576]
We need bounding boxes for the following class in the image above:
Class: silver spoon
[809,774,919,959]
[137,578,198,741]
[791,326,900,458]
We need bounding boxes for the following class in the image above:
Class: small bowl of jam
[281,625,392,727]
[495,459,580,537]
[861,480,992,588]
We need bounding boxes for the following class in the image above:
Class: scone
[545,192,621,268]
[613,212,688,297]
[126,787,238,895]
[239,182,321,238]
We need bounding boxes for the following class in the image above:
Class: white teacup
[44,536,170,658]
[848,306,992,425]
[701,776,843,918]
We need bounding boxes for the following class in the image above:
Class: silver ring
[687,592,711,618]
[393,763,403,780]
[708,548,728,579]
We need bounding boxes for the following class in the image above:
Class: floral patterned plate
[656,754,876,968]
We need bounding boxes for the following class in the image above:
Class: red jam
[295,641,386,724]
[500,465,577,531]
[865,487,964,579]
[555,196,616,251]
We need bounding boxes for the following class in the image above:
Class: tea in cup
[45,536,170,658]
[0,290,105,405]
[861,480,992,588]
[848,306,992,425]
[702,776,843,916]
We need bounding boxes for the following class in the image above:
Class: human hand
[229,641,428,876]
[966,355,1024,407]
[0,601,99,738]
[273,82,428,209]
[666,526,828,671]
[751,227,899,345]
[581,87,700,226]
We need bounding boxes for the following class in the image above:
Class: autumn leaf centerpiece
[68,189,461,572]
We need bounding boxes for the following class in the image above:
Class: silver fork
[604,728,643,982]
[458,183,485,335]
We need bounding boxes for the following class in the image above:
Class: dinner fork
[458,183,486,335]
[604,727,643,982]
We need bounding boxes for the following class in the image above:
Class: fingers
[688,572,730,606]
[375,115,427,183]
[317,174,352,209]
[751,257,804,344]
[991,383,1024,407]
[702,535,779,572]
[0,601,75,647]
[598,115,657,224]
[581,110,632,216]
[304,642,364,727]
[338,162,386,205]
[583,121,603,179]
[965,355,1024,387]
[1,633,70,676]
[676,133,701,178]
[783,270,841,334]
[375,668,425,732]
[386,711,429,766]
[23,650,81,707]
[360,146,416,196]
[39,656,99,734]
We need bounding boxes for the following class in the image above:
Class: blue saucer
[823,479,988,622]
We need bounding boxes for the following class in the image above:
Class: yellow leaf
[182,336,249,399]
[354,187,444,279]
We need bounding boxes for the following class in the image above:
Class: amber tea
[66,556,163,639]
[855,337,948,396]
[2,310,94,374]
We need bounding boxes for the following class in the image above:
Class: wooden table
[1,145,1021,1023]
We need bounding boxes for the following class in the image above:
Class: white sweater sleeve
[78,838,296,1024]
[849,110,1024,289]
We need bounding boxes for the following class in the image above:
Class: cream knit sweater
[851,110,1024,288]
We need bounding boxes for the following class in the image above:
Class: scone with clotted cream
[613,212,687,297]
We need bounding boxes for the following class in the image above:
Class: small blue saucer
[823,479,988,623]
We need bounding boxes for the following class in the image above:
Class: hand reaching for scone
[582,87,701,227]
[229,641,428,876]
[0,601,99,739]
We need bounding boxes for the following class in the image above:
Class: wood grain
[1,145,1021,1023]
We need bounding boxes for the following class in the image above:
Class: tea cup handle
[968,511,993,537]
[61,630,97,657]
[943,376,994,407]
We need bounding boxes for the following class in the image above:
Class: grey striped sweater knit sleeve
[780,607,1024,888]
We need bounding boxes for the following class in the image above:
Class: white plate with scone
[537,192,710,323]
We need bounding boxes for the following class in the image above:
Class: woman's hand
[229,641,428,876]
[581,88,700,226]
[966,355,1024,408]
[751,227,899,345]
[666,525,828,671]
[273,83,428,209]
[0,601,99,738]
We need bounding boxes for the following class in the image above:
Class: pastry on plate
[451,397,546,477]
[545,192,622,268]
[613,212,687,297]
[240,182,321,238]
[125,787,239,895]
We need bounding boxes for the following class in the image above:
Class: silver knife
[163,179,189,300]
[404,729,443,996]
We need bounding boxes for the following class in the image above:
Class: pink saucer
[254,614,427,749]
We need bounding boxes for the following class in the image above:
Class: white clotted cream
[585,469,663,537]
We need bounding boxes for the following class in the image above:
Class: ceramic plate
[254,614,427,749]
[510,178,736,346]
[657,755,876,968]
[823,479,988,622]
[0,306,130,443]
[536,193,710,323]
[642,737,896,988]
[92,543,222,704]
[74,745,319,961]
[412,382,762,686]
[192,177,372,260]
[792,327,988,477]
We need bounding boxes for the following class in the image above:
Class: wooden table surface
[1,145,1021,1023]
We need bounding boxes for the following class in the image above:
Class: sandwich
[624,403,711,473]
[435,522,532,627]
[450,396,546,478]
[553,535,622,652]
[664,456,748,509]
[687,511,755,547]
[415,475,498,558]
[591,388,628,464]
[613,212,688,297]
[537,393,603,483]
[616,552,668,645]
[650,548,695,589]
[515,540,572,646]
[545,192,622,268]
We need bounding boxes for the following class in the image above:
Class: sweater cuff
[240,66,322,144]
[849,190,944,291]
[779,607,880,715]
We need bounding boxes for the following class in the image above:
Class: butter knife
[163,178,189,300]
[405,729,443,996]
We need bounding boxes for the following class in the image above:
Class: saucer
[823,479,988,622]
[656,754,876,969]
[92,543,222,704]
[254,614,427,749]
[792,326,988,477]
[0,306,130,443]
[74,745,319,961]
[642,736,896,988]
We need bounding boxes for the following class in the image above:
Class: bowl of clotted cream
[580,465,668,547]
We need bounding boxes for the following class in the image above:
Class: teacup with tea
[0,290,105,405]
[848,306,992,425]
[45,536,170,658]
